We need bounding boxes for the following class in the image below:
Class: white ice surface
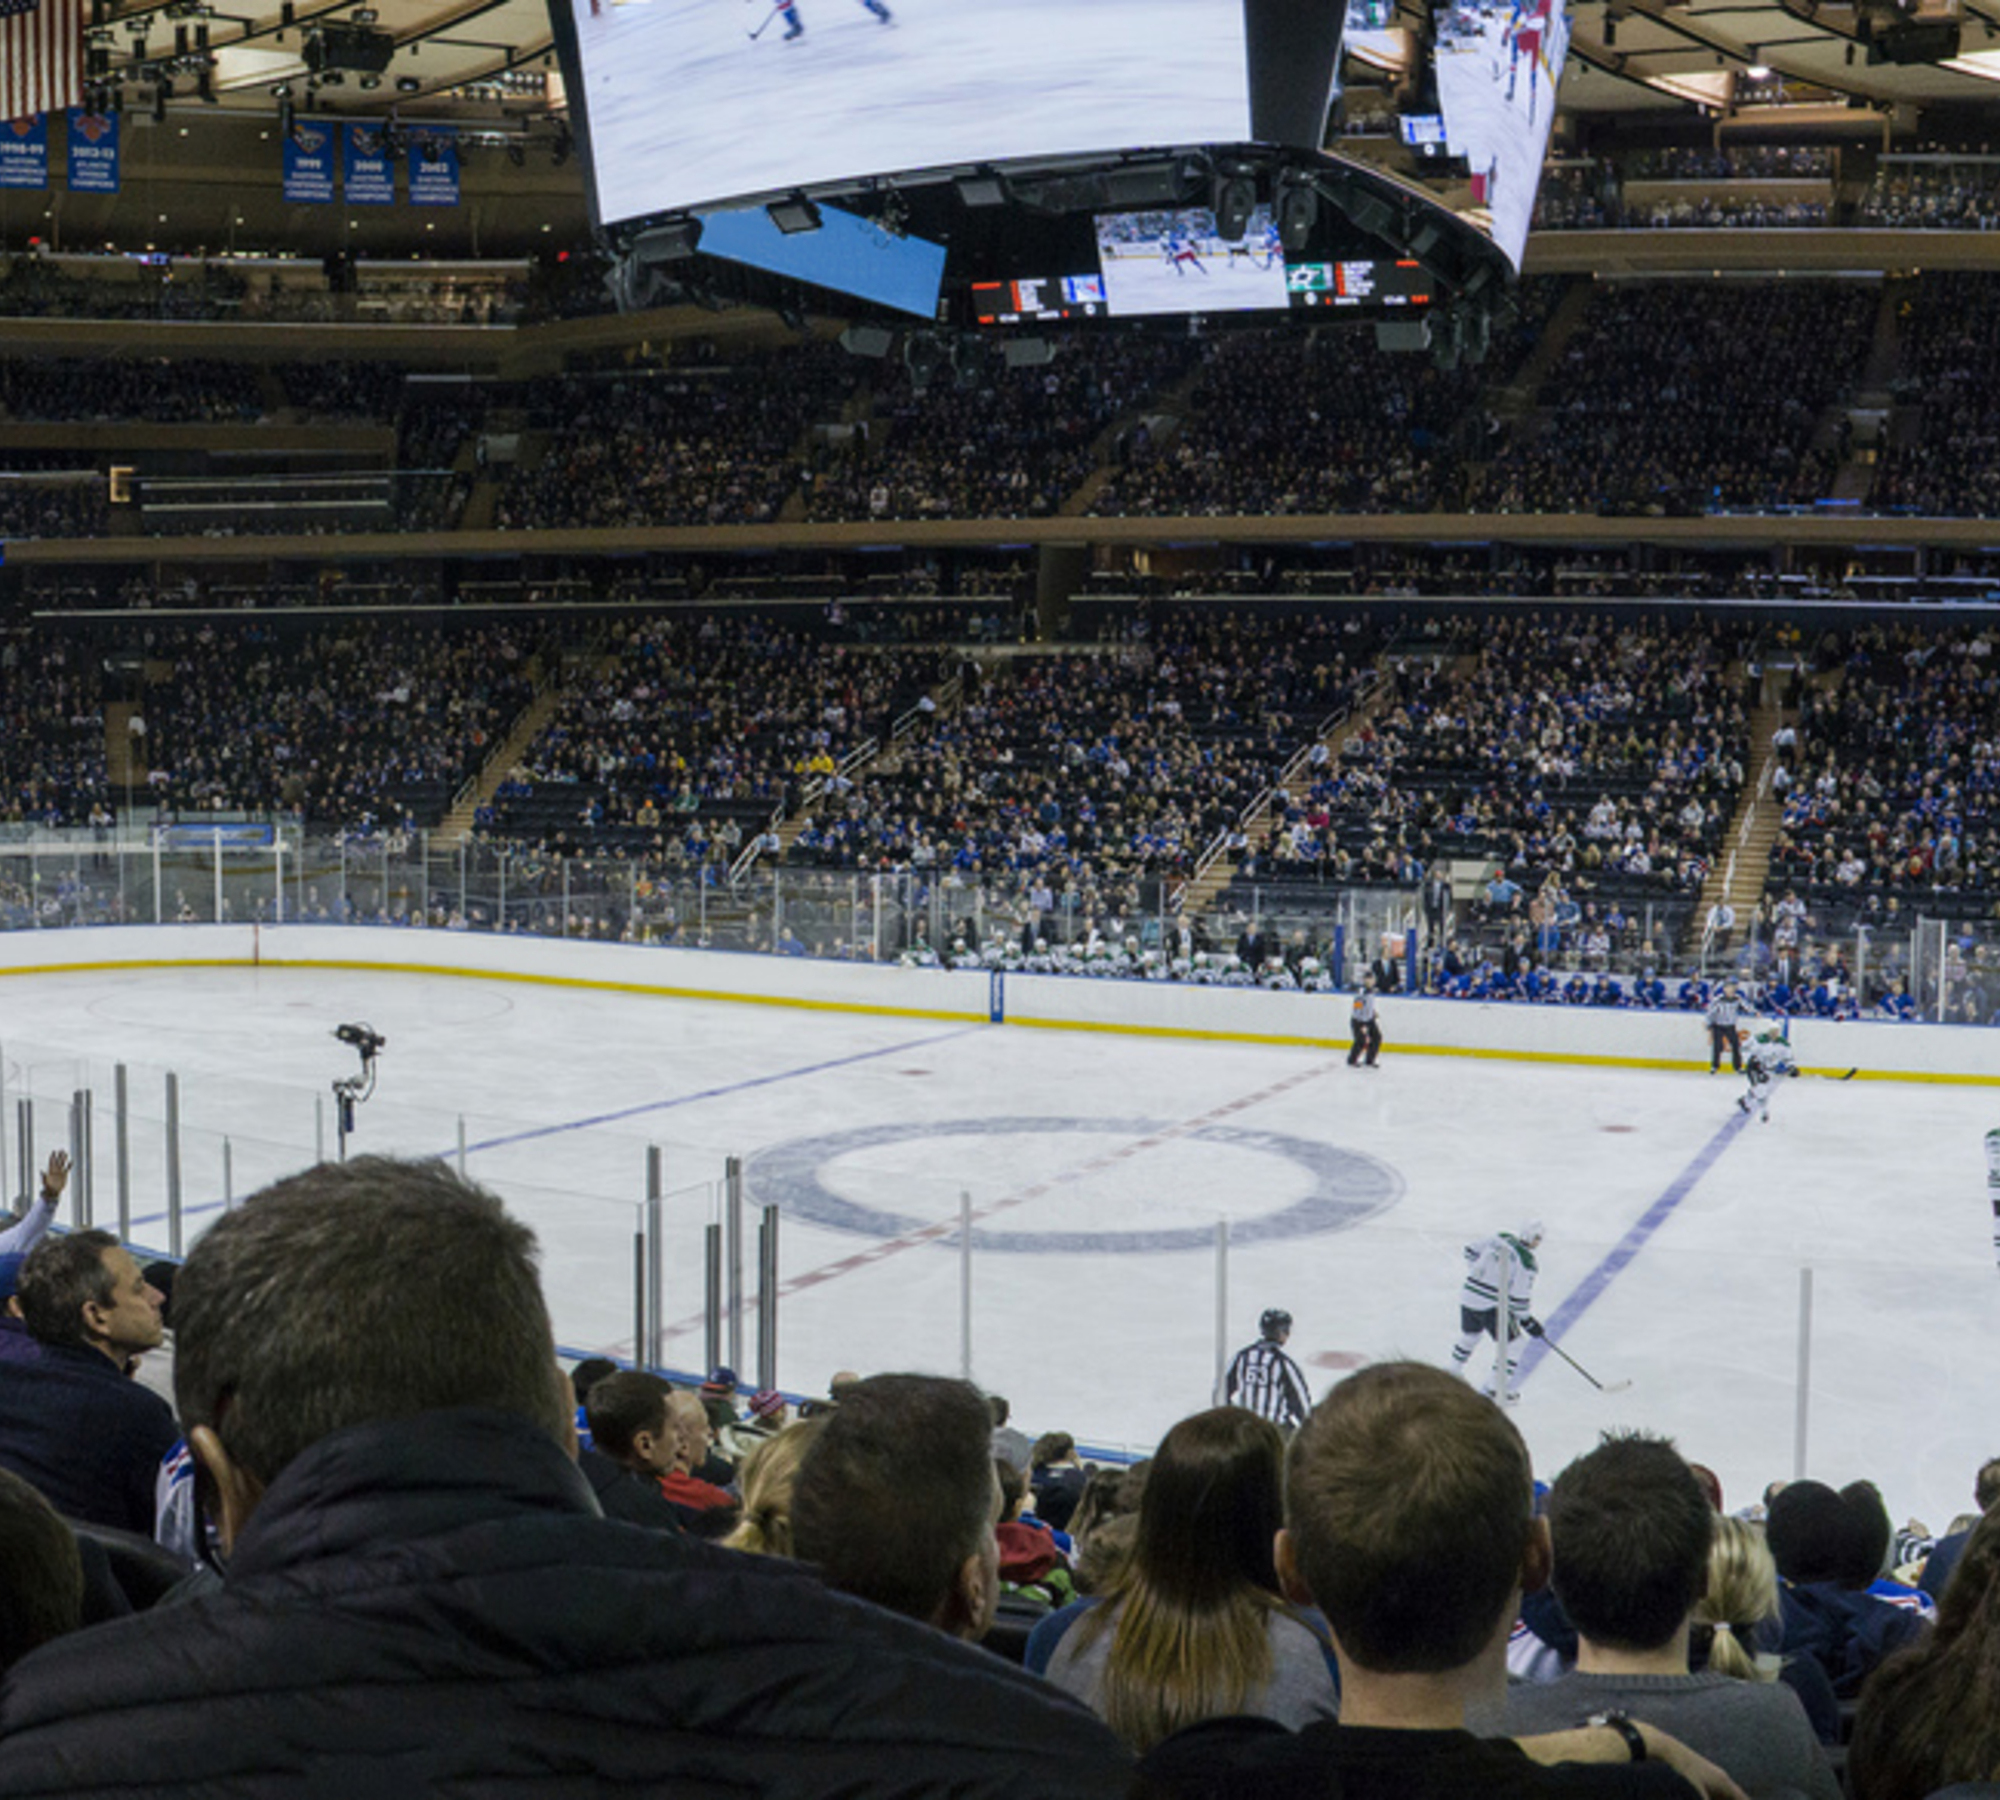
[574,0,1255,224]
[4,962,1993,1527]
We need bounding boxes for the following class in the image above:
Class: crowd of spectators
[1087,323,1511,518]
[1859,156,2000,231]
[1627,196,1829,230]
[802,336,1201,523]
[0,476,107,541]
[0,1154,1990,1797]
[0,356,267,424]
[784,609,1379,935]
[1467,280,1873,513]
[1531,164,1614,230]
[274,360,405,420]
[136,617,537,829]
[0,633,109,829]
[1773,623,2000,942]
[1870,273,2000,518]
[496,346,860,529]
[481,611,936,862]
[1626,145,1835,180]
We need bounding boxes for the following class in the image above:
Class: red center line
[627,1055,1343,1353]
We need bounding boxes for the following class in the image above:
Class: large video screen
[1094,207,1292,319]
[566,0,1259,228]
[1432,0,1570,268]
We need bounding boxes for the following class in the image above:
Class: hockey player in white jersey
[1223,1307,1312,1429]
[1738,1025,1797,1123]
[1449,1223,1545,1403]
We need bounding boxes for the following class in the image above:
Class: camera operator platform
[331,1023,386,1161]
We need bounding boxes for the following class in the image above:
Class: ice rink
[4,958,1995,1526]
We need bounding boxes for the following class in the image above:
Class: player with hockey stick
[753,0,890,43]
[1450,1222,1545,1403]
[1163,230,1206,277]
[1737,1023,1798,1124]
[1223,1307,1312,1429]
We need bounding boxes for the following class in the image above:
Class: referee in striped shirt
[1223,1309,1313,1430]
[1707,980,1744,1074]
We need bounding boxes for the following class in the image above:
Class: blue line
[1518,1107,1750,1387]
[122,1023,985,1229]
[455,1022,985,1157]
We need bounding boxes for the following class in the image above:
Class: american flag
[2,0,84,125]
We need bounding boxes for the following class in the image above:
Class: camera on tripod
[334,1022,386,1058]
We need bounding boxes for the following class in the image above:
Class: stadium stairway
[1686,686,1794,965]
[1171,659,1403,923]
[1828,279,1904,504]
[103,700,148,794]
[1486,275,1590,422]
[431,650,606,847]
[1064,358,1213,516]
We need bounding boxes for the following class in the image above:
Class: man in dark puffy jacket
[0,1157,1132,1799]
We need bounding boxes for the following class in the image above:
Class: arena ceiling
[90,0,2000,134]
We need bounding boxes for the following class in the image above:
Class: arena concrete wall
[2,923,1995,1084]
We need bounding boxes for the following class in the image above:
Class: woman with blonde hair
[1693,1513,1839,1745]
[722,1418,822,1559]
[1035,1407,1336,1753]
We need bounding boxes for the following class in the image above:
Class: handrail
[1188,669,1385,891]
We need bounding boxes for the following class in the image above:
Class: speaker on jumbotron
[303,24,395,74]
[1868,17,1961,61]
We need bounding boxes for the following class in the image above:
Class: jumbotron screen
[563,0,1265,228]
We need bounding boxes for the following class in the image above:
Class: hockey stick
[1539,1336,1632,1394]
[747,3,784,38]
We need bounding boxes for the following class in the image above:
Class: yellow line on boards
[3,952,1995,1083]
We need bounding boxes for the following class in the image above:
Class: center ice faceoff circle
[743,1117,1404,1254]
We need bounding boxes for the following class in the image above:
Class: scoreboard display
[1287,258,1433,309]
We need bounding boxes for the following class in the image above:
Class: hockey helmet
[1260,1307,1293,1338]
[1518,1220,1545,1247]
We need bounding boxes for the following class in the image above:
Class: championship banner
[63,106,115,192]
[342,122,394,205]
[407,124,458,206]
[282,120,335,202]
[0,112,48,189]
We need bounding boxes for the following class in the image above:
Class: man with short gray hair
[0,1157,1131,1797]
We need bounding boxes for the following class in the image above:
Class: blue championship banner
[64,108,117,193]
[0,113,48,190]
[282,120,335,202]
[342,122,394,204]
[407,124,458,206]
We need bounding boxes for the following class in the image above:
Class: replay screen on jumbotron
[561,0,1262,227]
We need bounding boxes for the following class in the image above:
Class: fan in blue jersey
[1449,1224,1545,1404]
[1223,1308,1312,1430]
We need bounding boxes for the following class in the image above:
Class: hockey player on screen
[1163,230,1207,277]
[1223,1308,1312,1429]
[1450,1222,1545,1403]
[758,0,890,43]
[1738,1024,1798,1124]
[1502,0,1555,122]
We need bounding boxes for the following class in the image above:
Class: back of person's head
[585,1370,672,1463]
[1284,1361,1535,1675]
[1545,1432,1712,1653]
[173,1157,570,1491]
[996,1457,1028,1521]
[1840,1480,1895,1584]
[1692,1515,1781,1682]
[15,1230,119,1349]
[1851,1507,2000,1800]
[724,1418,824,1559]
[1031,1431,1075,1472]
[0,1468,82,1674]
[1079,1407,1291,1751]
[1767,1479,1871,1588]
[1127,1407,1285,1606]
[791,1373,997,1633]
[1069,1459,1149,1549]
[1975,1457,2000,1515]
[989,1394,1011,1429]
[569,1357,619,1405]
